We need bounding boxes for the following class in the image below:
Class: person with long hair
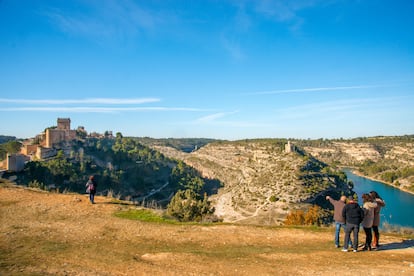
[361,193,377,251]
[370,190,386,249]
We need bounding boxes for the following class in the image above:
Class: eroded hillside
[300,137,414,193]
[155,140,352,225]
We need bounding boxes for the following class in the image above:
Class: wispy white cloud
[0,97,207,113]
[221,0,335,58]
[250,85,380,95]
[0,98,160,105]
[196,111,239,123]
[42,1,164,43]
[0,106,205,113]
[275,96,408,119]
[193,110,273,128]
[207,121,273,128]
[254,0,322,23]
[254,0,296,22]
[221,35,245,61]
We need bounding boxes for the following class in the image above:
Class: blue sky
[1,0,414,140]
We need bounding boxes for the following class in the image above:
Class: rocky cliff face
[302,139,414,192]
[304,142,382,163]
[155,140,351,225]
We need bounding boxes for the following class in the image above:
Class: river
[343,169,414,229]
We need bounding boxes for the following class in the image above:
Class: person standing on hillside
[370,190,386,249]
[326,195,348,248]
[361,193,377,251]
[342,196,364,252]
[86,175,97,204]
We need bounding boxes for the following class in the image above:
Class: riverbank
[346,168,414,196]
[345,169,414,229]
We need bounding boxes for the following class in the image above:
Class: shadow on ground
[377,239,414,251]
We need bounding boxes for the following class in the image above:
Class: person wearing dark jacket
[85,175,97,204]
[342,196,364,252]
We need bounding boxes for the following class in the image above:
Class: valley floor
[1,185,413,275]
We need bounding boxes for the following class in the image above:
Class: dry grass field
[1,185,413,275]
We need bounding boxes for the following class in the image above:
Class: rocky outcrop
[304,142,382,164]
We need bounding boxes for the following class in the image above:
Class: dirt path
[1,185,413,275]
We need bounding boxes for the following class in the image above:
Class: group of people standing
[326,191,386,252]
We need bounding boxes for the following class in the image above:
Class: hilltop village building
[5,153,30,172]
[20,118,78,160]
[5,118,93,172]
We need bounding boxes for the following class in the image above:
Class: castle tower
[57,118,71,130]
[45,118,76,148]
[285,141,295,153]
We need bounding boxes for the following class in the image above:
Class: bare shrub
[106,189,114,198]
[285,209,305,225]
[304,205,323,226]
[285,205,328,226]
[124,195,132,202]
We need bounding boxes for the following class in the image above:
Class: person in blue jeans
[326,195,351,248]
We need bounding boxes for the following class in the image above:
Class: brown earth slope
[1,185,413,275]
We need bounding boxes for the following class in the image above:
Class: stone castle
[5,118,80,172]
[2,118,114,172]
[45,118,77,148]
[20,118,78,160]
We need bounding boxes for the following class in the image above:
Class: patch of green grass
[114,208,220,226]
[41,241,70,253]
[0,236,59,274]
[0,247,35,274]
[280,224,330,233]
[114,208,177,224]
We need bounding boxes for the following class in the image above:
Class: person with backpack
[341,196,364,252]
[86,175,97,204]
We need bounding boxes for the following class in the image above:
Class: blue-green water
[344,169,414,229]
